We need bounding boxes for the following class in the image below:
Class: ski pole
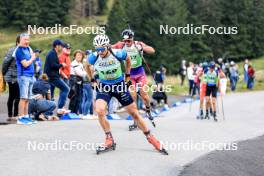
[189,95,193,112]
[216,96,220,114]
[220,94,225,120]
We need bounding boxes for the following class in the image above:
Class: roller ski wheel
[129,124,138,131]
[160,148,169,155]
[96,143,116,155]
[147,134,169,155]
[96,136,116,155]
[196,115,203,120]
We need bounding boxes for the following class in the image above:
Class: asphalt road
[0,91,264,176]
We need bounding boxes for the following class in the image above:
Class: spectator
[2,36,20,121]
[153,65,168,109]
[68,50,87,114]
[247,64,255,89]
[224,62,231,79]
[243,59,249,83]
[193,64,202,96]
[229,61,239,91]
[29,74,58,121]
[49,43,71,100]
[15,33,37,125]
[179,60,187,86]
[187,62,195,96]
[81,59,94,118]
[108,97,119,114]
[34,49,43,80]
[44,39,70,115]
[59,43,71,85]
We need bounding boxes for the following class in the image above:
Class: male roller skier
[112,29,156,130]
[85,34,168,154]
[204,61,225,121]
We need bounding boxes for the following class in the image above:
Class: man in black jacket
[44,39,70,114]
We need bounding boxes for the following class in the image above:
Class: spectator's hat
[53,39,63,47]
[62,43,71,49]
[85,50,92,55]
[34,49,42,53]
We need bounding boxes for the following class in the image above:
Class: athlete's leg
[129,77,138,102]
[126,102,165,152]
[95,99,110,132]
[95,91,114,147]
[126,102,148,132]
[205,85,211,118]
[211,86,218,120]
[115,88,166,153]
[138,74,151,108]
[211,97,217,112]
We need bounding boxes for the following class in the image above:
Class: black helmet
[121,29,134,40]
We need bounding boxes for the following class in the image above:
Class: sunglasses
[20,33,30,37]
[123,40,133,44]
[95,47,107,53]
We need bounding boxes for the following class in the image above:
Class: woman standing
[68,50,87,114]
[2,36,20,121]
[247,64,255,89]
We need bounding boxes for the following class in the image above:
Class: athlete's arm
[84,62,94,81]
[111,41,124,49]
[219,70,226,78]
[140,42,155,54]
[85,53,97,81]
[125,55,131,75]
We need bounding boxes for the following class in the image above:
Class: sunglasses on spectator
[20,33,30,37]
[95,47,107,53]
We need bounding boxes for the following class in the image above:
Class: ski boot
[146,134,168,155]
[204,110,210,120]
[146,106,156,127]
[197,110,204,120]
[213,111,218,122]
[96,135,116,155]
[129,121,138,131]
[210,107,213,117]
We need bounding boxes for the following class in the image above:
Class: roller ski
[96,135,116,155]
[128,122,138,131]
[196,110,204,120]
[146,133,168,155]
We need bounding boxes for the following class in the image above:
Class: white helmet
[93,34,110,47]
